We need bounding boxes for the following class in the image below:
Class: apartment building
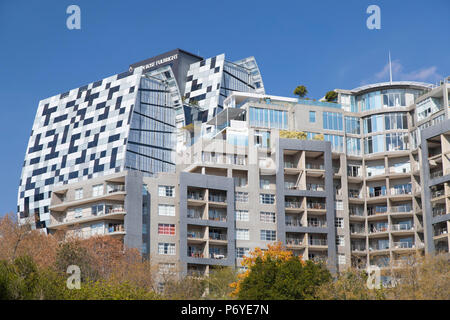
[19,48,449,281]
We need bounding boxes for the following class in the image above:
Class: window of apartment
[141,244,148,254]
[260,193,275,205]
[323,112,343,131]
[234,176,247,188]
[158,243,175,255]
[367,165,385,177]
[92,184,104,197]
[158,185,175,197]
[324,134,344,153]
[74,208,83,218]
[346,137,361,156]
[235,210,249,221]
[345,116,360,134]
[158,263,175,274]
[335,200,343,211]
[259,177,272,190]
[335,218,344,228]
[249,107,288,129]
[91,204,103,216]
[255,130,270,148]
[336,235,345,246]
[158,204,175,216]
[309,111,316,123]
[347,165,361,177]
[338,254,346,265]
[260,230,276,241]
[236,247,249,259]
[142,223,148,234]
[75,188,83,200]
[158,224,175,236]
[236,228,249,240]
[260,211,276,223]
[235,192,249,203]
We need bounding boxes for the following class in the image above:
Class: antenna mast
[389,51,393,84]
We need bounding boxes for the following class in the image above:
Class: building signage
[130,53,178,72]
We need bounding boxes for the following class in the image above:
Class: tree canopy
[293,85,308,98]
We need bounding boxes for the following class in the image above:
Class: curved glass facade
[363,112,408,133]
[364,132,409,154]
[356,89,424,112]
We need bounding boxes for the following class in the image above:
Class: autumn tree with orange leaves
[230,242,331,300]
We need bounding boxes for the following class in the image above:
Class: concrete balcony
[48,210,126,230]
[49,188,126,212]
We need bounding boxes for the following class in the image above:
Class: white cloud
[367,60,442,84]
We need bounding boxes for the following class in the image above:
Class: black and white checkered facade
[184,54,265,121]
[18,66,179,227]
[18,49,265,228]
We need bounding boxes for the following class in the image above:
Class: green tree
[163,275,206,300]
[55,241,98,282]
[238,256,331,300]
[0,256,69,300]
[204,267,238,300]
[293,85,308,98]
[316,268,385,300]
[66,279,161,300]
[325,90,338,102]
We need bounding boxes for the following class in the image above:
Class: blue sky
[0,0,448,215]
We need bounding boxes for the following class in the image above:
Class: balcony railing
[390,187,412,196]
[208,194,227,203]
[286,238,303,246]
[391,224,413,231]
[307,202,326,210]
[430,170,443,179]
[209,233,227,241]
[431,190,445,198]
[370,225,389,233]
[285,220,303,227]
[348,190,362,198]
[107,224,124,233]
[434,228,448,236]
[210,252,227,259]
[284,162,296,169]
[432,206,446,217]
[350,226,366,234]
[369,244,390,251]
[187,231,203,239]
[188,252,205,258]
[367,208,388,216]
[349,208,364,217]
[187,211,203,219]
[351,244,366,251]
[307,220,327,228]
[392,241,414,249]
[391,205,412,213]
[348,171,362,178]
[309,239,327,246]
[306,184,324,191]
[306,163,324,170]
[208,213,227,221]
[285,201,302,209]
[188,193,204,201]
[107,184,125,193]
[369,189,387,198]
[285,183,300,190]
